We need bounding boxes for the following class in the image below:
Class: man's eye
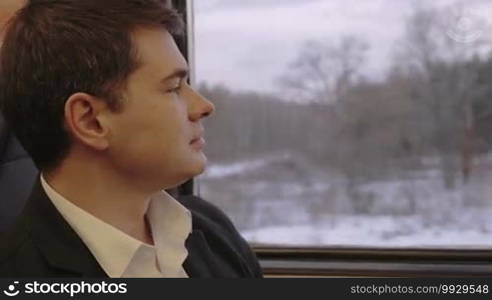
[167,86,181,94]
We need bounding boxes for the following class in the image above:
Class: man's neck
[43,161,155,245]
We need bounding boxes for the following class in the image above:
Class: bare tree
[277,35,369,105]
[394,4,490,189]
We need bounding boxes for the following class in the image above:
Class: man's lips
[190,137,206,149]
[190,128,205,144]
[190,135,202,143]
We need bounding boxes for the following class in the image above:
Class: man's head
[0,0,215,189]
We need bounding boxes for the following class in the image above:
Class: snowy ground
[241,212,492,248]
[198,152,492,248]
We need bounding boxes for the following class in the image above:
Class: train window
[192,0,492,275]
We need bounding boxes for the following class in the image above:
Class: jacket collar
[23,180,107,277]
[21,179,233,277]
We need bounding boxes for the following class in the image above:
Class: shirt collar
[40,174,192,278]
[147,190,192,276]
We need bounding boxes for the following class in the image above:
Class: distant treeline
[198,5,492,190]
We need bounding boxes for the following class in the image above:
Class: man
[0,0,262,278]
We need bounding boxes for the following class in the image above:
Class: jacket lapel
[183,229,239,278]
[182,230,215,277]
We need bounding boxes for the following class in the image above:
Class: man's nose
[188,88,215,121]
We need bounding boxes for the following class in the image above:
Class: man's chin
[181,153,208,178]
[191,155,207,175]
[159,154,207,189]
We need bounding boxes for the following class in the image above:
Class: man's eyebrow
[160,68,189,82]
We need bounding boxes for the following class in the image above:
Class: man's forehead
[132,27,188,77]
[0,0,25,36]
[0,0,25,22]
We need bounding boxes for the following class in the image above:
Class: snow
[201,152,291,179]
[242,212,492,248]
[199,153,492,248]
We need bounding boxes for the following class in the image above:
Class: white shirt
[40,175,192,278]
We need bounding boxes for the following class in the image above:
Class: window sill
[254,246,492,277]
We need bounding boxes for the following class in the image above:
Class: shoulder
[0,218,29,261]
[0,219,49,277]
[178,195,252,250]
[0,210,56,278]
[179,194,244,246]
[179,195,235,231]
[178,195,263,278]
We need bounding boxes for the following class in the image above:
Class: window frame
[254,247,492,277]
[184,0,492,277]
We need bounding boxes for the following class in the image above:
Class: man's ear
[64,93,111,151]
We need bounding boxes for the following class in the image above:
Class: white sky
[193,0,492,94]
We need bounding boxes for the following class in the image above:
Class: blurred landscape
[195,1,492,247]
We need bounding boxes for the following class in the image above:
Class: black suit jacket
[0,180,263,278]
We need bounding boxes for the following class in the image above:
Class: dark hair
[0,0,183,172]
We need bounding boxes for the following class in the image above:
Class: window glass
[195,0,492,248]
